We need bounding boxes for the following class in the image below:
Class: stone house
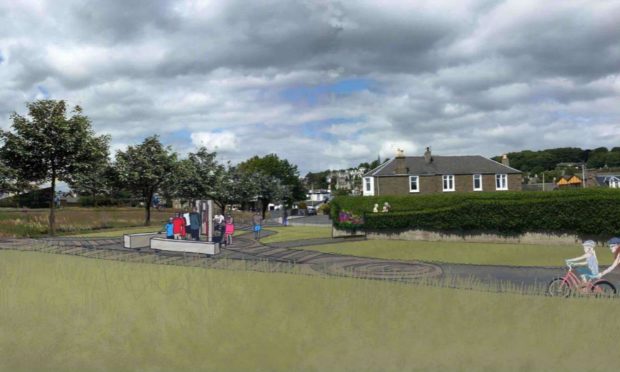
[362,148,522,196]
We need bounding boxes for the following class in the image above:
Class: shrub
[331,189,620,236]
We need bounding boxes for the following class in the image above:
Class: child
[566,240,599,283]
[160,217,175,240]
[597,237,620,278]
[172,212,185,240]
[225,214,234,245]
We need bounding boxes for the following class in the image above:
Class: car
[306,206,317,215]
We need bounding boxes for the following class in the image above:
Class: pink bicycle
[547,263,616,297]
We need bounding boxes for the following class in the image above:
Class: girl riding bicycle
[566,240,599,283]
[596,237,620,278]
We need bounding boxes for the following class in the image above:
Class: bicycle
[547,263,616,298]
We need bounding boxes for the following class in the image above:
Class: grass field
[0,207,169,238]
[260,225,332,244]
[1,250,619,371]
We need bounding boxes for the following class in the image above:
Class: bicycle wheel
[547,278,572,297]
[591,281,616,298]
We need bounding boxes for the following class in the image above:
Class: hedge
[331,189,620,236]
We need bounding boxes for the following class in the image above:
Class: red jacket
[173,217,185,235]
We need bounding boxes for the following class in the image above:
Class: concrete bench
[150,238,220,255]
[123,232,163,249]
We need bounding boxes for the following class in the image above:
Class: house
[556,175,582,188]
[591,173,620,189]
[307,189,331,203]
[362,148,522,196]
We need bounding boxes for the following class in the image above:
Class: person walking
[160,217,174,239]
[252,212,262,240]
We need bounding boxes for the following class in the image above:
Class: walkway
[2,230,619,293]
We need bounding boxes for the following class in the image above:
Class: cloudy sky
[1,0,619,175]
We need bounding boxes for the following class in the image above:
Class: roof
[364,155,522,177]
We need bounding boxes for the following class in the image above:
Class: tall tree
[167,147,224,209]
[238,154,305,217]
[115,136,177,225]
[0,100,110,235]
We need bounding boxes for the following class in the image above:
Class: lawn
[259,225,332,244]
[1,250,619,371]
[296,239,618,266]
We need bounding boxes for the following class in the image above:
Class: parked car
[306,206,317,215]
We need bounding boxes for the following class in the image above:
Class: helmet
[582,240,596,249]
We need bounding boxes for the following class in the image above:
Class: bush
[331,189,620,237]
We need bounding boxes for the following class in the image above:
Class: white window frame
[495,174,508,191]
[610,177,620,189]
[363,177,375,196]
[442,175,455,192]
[473,174,483,191]
[409,175,420,193]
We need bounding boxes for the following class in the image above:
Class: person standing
[189,207,202,241]
[252,212,262,240]
[160,217,174,239]
[172,212,185,240]
[224,213,235,245]
[183,209,191,240]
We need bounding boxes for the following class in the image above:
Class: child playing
[566,240,599,283]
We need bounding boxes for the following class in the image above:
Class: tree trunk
[144,192,152,226]
[92,189,98,207]
[261,199,269,219]
[49,174,56,236]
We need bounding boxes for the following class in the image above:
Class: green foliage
[114,136,177,225]
[318,202,330,215]
[331,189,620,236]
[0,100,110,234]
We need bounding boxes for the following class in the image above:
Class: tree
[167,147,225,210]
[115,136,177,226]
[237,154,305,217]
[67,135,113,207]
[0,100,110,235]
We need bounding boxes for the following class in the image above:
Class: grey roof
[364,156,521,177]
[594,175,620,186]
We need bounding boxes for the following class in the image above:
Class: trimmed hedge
[331,189,620,236]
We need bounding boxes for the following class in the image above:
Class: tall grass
[1,250,619,371]
[0,208,170,237]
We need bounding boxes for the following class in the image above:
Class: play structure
[123,199,220,256]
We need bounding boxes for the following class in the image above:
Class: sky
[1,0,619,176]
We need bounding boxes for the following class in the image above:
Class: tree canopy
[0,100,109,234]
[114,135,177,225]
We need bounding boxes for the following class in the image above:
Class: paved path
[2,230,620,294]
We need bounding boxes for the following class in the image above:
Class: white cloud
[0,0,619,175]
[190,131,239,152]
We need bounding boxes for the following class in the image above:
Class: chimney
[424,147,433,164]
[501,154,510,167]
[394,148,407,174]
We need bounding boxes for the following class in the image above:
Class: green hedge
[331,189,620,236]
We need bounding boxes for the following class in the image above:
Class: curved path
[2,230,619,294]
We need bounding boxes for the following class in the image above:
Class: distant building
[307,189,331,202]
[362,148,522,196]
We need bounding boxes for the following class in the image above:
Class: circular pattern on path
[308,257,442,281]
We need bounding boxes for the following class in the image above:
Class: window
[409,176,419,192]
[495,174,508,190]
[442,175,455,192]
[610,177,620,189]
[473,174,482,191]
[363,177,374,196]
